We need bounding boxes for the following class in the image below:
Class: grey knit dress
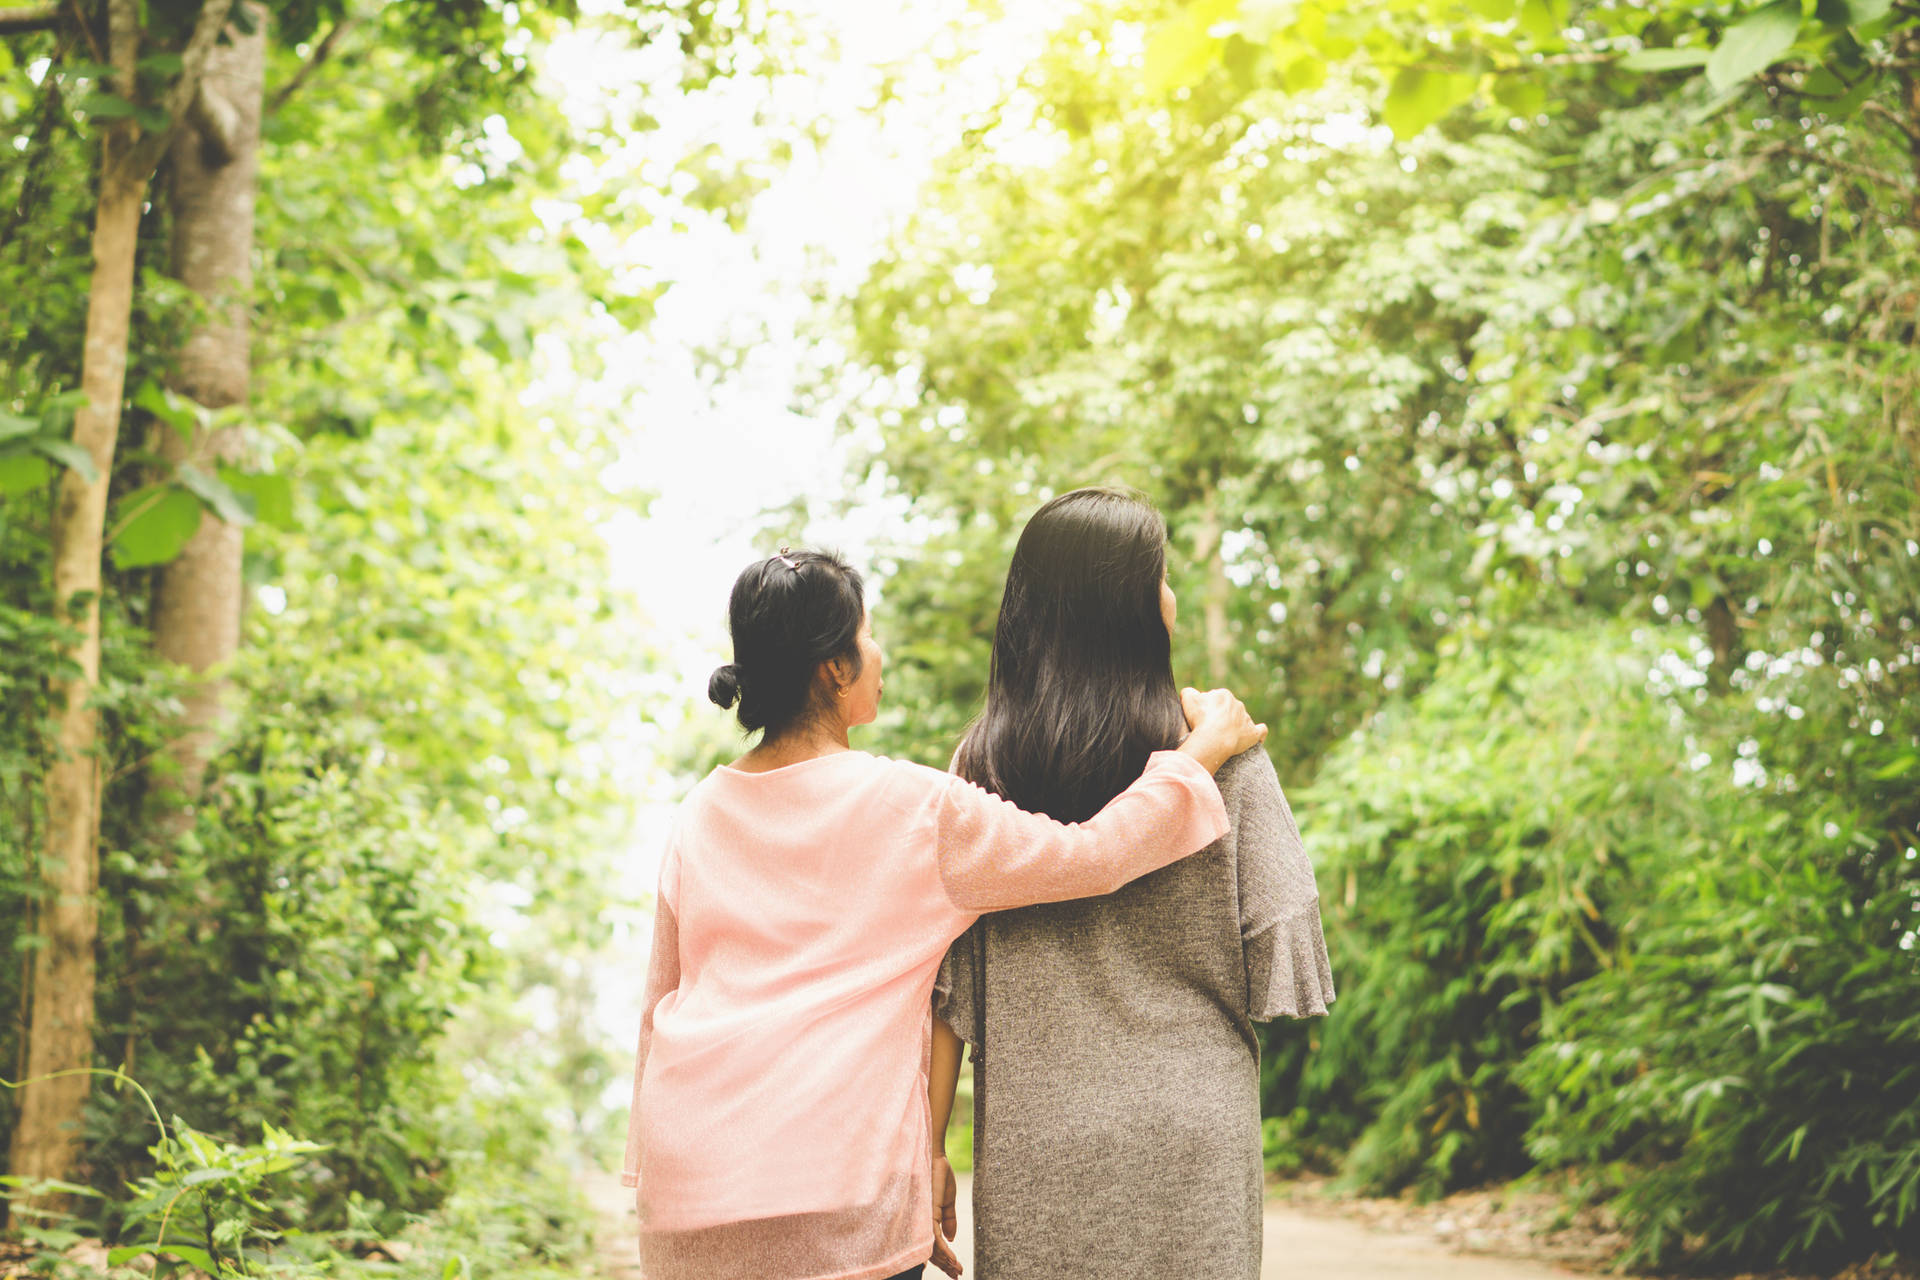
[933,747,1334,1279]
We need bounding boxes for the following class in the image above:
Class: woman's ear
[821,655,855,695]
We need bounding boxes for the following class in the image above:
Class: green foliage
[1515,677,1920,1268]
[1262,629,1675,1194]
[4,1067,597,1278]
[1143,0,1920,142]
[112,1118,331,1275]
[842,0,1920,1268]
[0,0,695,1268]
[848,41,1545,778]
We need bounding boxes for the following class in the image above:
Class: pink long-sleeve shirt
[620,747,1229,1280]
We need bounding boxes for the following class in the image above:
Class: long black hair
[954,487,1187,823]
[708,548,865,739]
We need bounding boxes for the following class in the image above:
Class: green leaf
[1517,0,1565,43]
[31,438,100,483]
[111,485,204,569]
[155,1244,219,1272]
[1383,67,1476,139]
[1282,54,1326,93]
[0,455,52,496]
[1839,0,1893,22]
[1707,2,1803,92]
[176,463,255,526]
[0,1175,105,1196]
[1144,12,1218,94]
[1493,75,1548,116]
[38,389,88,427]
[221,468,295,529]
[134,380,207,440]
[1870,754,1916,780]
[77,92,138,119]
[1620,47,1713,71]
[0,411,38,440]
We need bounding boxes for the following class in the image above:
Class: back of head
[956,487,1186,822]
[709,549,865,739]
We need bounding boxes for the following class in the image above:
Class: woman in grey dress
[927,487,1334,1279]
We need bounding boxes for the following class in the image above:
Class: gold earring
[836,687,848,698]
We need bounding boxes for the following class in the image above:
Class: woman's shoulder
[1214,744,1280,795]
[696,749,953,801]
[871,751,961,792]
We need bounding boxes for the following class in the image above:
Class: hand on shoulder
[1178,687,1267,773]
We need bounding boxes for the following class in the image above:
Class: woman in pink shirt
[621,548,1265,1280]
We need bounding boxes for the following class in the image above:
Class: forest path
[584,1168,644,1279]
[583,1170,1602,1279]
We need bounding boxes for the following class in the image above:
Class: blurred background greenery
[3,0,1917,1275]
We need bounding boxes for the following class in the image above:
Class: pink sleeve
[932,749,1229,912]
[621,853,681,1189]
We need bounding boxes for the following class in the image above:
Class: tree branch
[1862,98,1920,148]
[1766,139,1916,191]
[123,0,235,181]
[0,4,59,35]
[63,0,101,63]
[267,15,357,114]
[184,77,239,166]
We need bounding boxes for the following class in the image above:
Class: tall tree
[148,2,266,842]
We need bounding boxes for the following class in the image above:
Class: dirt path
[586,1171,1605,1279]
[1256,1200,1603,1280]
[585,1168,643,1280]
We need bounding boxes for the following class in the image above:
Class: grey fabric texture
[933,747,1333,1279]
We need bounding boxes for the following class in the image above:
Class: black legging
[887,1268,925,1280]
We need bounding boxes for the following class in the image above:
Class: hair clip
[773,546,799,571]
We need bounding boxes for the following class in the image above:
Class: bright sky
[534,0,1069,754]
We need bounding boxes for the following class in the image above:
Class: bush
[1518,711,1920,1269]
[1259,621,1920,1269]
[1262,625,1702,1195]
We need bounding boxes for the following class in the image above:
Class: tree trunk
[149,4,266,837]
[5,115,145,1233]
[1191,483,1231,685]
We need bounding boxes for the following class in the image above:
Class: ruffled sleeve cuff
[932,933,980,1048]
[1246,903,1335,1020]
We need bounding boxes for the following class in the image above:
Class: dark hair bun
[708,663,742,709]
[714,549,866,738]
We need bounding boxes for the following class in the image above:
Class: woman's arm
[1229,749,1335,1020]
[620,859,682,1189]
[928,1017,964,1275]
[930,1016,963,1144]
[931,689,1263,913]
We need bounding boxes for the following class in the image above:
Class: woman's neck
[736,718,851,771]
